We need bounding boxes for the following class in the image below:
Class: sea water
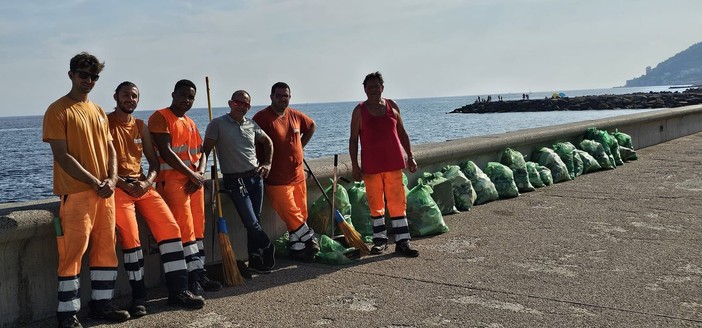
[0,85,680,203]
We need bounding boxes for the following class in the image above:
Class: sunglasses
[230,99,251,109]
[73,70,100,81]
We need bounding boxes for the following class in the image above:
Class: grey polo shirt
[204,114,268,174]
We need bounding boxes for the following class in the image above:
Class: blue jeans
[223,176,271,258]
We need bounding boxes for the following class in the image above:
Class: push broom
[304,156,370,256]
[205,76,244,286]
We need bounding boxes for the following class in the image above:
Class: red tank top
[359,99,406,174]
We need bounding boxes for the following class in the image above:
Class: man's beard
[118,104,136,114]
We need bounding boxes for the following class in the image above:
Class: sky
[1,0,701,117]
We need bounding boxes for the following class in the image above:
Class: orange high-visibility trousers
[362,170,406,218]
[155,179,205,243]
[114,188,182,248]
[57,189,118,276]
[265,180,308,232]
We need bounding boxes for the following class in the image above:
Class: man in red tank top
[349,72,419,257]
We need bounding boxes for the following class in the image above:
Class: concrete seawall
[2,105,702,327]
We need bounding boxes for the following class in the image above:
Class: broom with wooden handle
[304,156,370,256]
[206,76,244,286]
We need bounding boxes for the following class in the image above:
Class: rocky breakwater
[451,88,702,113]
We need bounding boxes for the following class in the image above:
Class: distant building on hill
[625,42,702,87]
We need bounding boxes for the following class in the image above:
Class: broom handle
[303,159,333,207]
[205,77,225,218]
[331,154,338,236]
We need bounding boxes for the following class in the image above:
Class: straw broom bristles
[337,219,370,256]
[218,219,245,286]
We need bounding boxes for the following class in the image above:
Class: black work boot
[261,242,276,269]
[199,271,223,292]
[395,240,420,257]
[248,256,272,274]
[57,314,82,328]
[128,298,147,317]
[88,300,130,322]
[304,238,320,255]
[290,248,316,263]
[167,290,205,309]
[237,260,253,280]
[370,240,388,255]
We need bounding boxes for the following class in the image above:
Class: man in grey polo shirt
[203,90,276,273]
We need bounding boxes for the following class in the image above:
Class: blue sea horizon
[0,85,685,203]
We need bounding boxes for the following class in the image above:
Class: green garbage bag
[308,179,354,237]
[584,127,622,166]
[346,181,373,243]
[538,165,553,186]
[315,235,356,265]
[406,182,448,237]
[532,147,572,183]
[460,160,499,205]
[574,149,601,174]
[553,142,578,179]
[418,172,460,215]
[484,162,519,199]
[500,148,534,192]
[440,165,476,211]
[525,161,545,188]
[612,129,637,160]
[579,139,614,170]
[618,146,637,162]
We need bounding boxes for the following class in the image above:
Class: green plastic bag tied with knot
[440,165,476,211]
[460,160,499,205]
[538,165,553,186]
[315,235,357,265]
[553,141,578,179]
[417,171,460,215]
[532,147,572,183]
[525,161,545,188]
[574,149,601,174]
[584,127,622,166]
[484,162,519,199]
[612,129,637,161]
[308,179,354,237]
[406,182,448,237]
[579,139,614,170]
[346,181,373,243]
[499,148,535,192]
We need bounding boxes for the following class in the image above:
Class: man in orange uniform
[148,79,222,295]
[252,82,319,262]
[108,81,205,315]
[349,71,419,257]
[43,52,130,328]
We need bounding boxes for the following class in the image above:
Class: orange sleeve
[148,111,170,134]
[42,100,67,142]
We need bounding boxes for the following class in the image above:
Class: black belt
[223,169,257,179]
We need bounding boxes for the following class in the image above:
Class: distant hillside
[625,42,702,87]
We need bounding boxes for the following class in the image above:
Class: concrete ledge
[2,104,701,327]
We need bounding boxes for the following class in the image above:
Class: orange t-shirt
[42,96,112,195]
[107,113,144,178]
[252,106,314,186]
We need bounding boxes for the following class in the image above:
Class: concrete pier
[4,104,702,327]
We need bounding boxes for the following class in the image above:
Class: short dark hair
[174,79,196,93]
[270,82,290,95]
[70,52,105,73]
[363,71,384,87]
[231,90,250,100]
[115,81,138,95]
